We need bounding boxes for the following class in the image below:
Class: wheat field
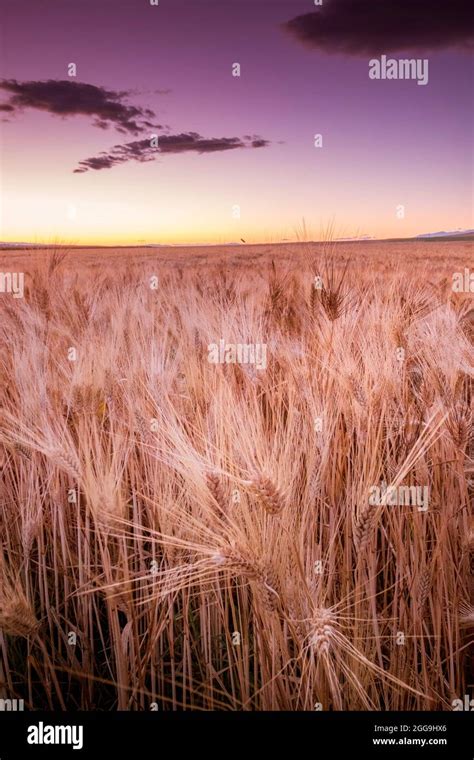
[0,242,472,710]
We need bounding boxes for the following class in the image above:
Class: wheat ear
[250,474,285,515]
[206,471,228,517]
[354,503,374,553]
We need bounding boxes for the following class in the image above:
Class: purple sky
[1,0,472,244]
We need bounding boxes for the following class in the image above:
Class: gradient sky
[0,0,472,245]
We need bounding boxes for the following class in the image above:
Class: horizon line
[1,230,473,250]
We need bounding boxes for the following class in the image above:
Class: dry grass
[0,243,472,710]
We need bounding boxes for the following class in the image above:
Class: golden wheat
[0,244,471,711]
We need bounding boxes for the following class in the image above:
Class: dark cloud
[0,79,270,172]
[283,0,473,56]
[74,132,270,172]
[0,79,161,134]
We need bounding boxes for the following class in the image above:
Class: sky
[0,0,472,245]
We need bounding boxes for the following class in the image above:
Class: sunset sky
[0,0,472,245]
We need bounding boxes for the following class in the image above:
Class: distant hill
[0,242,45,248]
[336,235,374,241]
[415,229,474,239]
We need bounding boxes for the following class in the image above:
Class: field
[0,240,472,710]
